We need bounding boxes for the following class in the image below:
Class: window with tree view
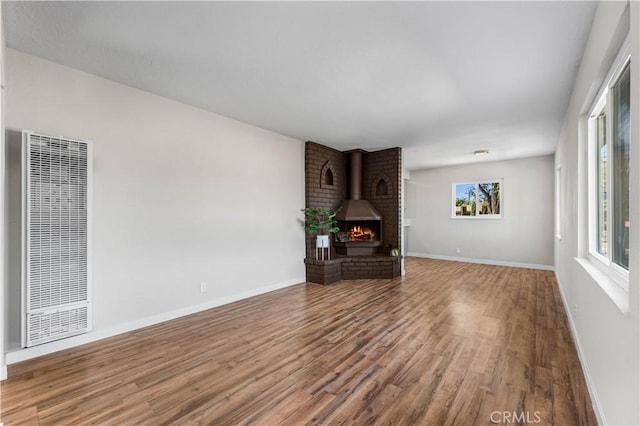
[588,47,630,282]
[453,180,501,218]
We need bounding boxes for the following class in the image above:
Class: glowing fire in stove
[349,225,374,241]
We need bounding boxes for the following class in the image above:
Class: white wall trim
[6,277,303,366]
[0,0,6,383]
[554,272,606,425]
[407,252,554,271]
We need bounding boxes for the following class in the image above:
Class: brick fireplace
[304,142,402,284]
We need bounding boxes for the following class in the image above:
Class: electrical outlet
[200,282,207,293]
[455,248,461,254]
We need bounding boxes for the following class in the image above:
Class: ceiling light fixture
[474,150,489,156]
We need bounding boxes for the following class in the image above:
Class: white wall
[3,49,305,361]
[555,1,639,424]
[406,155,554,268]
[0,0,6,381]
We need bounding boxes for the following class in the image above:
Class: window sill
[450,216,502,220]
[574,257,629,314]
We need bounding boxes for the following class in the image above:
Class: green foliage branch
[301,207,341,235]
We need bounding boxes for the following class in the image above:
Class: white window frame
[451,179,503,219]
[555,166,562,240]
[586,37,630,291]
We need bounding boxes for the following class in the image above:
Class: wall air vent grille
[23,131,92,347]
[28,306,89,346]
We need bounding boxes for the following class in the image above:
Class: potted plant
[301,206,341,250]
[390,247,403,264]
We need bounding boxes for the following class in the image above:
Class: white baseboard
[0,364,7,380]
[5,277,304,366]
[553,272,606,425]
[407,252,554,271]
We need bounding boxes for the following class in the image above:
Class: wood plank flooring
[1,258,597,425]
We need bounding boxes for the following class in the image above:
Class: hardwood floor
[1,258,596,425]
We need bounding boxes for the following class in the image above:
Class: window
[555,166,562,239]
[452,180,502,218]
[587,40,630,289]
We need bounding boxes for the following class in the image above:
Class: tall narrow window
[587,41,630,289]
[611,63,630,269]
[595,107,607,255]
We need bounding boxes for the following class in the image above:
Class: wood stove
[334,220,382,256]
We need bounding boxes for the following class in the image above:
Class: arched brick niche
[320,160,337,189]
[370,173,393,199]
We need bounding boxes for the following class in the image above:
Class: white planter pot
[316,235,330,248]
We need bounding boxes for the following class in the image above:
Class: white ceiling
[4,1,596,170]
